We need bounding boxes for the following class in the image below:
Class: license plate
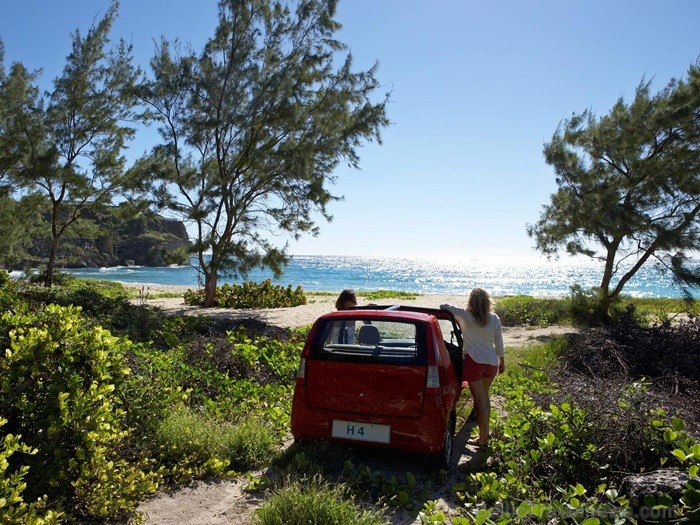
[331,419,391,444]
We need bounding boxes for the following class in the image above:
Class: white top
[440,304,504,366]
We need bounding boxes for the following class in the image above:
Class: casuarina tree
[133,0,390,307]
[0,42,45,268]
[528,61,700,321]
[2,1,142,286]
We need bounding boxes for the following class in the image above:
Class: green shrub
[123,326,299,482]
[358,290,421,301]
[341,461,425,510]
[121,323,298,448]
[494,295,570,327]
[569,284,603,326]
[15,279,131,316]
[567,284,634,326]
[0,272,18,312]
[184,279,307,308]
[122,343,192,444]
[165,330,298,429]
[502,375,690,488]
[156,406,278,481]
[0,269,9,288]
[459,368,700,523]
[251,477,389,525]
[0,304,160,521]
[225,328,301,382]
[0,418,62,524]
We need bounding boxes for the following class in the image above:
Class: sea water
[63,254,699,298]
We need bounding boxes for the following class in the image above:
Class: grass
[506,336,569,371]
[304,289,424,305]
[69,281,186,300]
[156,406,279,473]
[359,290,422,301]
[624,296,699,323]
[139,290,184,299]
[251,478,389,525]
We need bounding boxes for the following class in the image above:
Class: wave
[61,254,699,298]
[99,265,145,272]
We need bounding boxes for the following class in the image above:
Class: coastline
[121,281,470,327]
[64,253,700,299]
[121,282,576,347]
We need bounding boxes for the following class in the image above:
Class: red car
[290,305,464,468]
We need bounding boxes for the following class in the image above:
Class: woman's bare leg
[468,379,490,444]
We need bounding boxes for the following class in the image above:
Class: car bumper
[290,388,451,454]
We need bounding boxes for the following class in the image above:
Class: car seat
[357,324,381,345]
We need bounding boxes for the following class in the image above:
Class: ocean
[63,254,699,299]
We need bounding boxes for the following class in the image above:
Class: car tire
[430,413,455,470]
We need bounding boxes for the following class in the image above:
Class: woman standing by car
[330,289,358,344]
[441,287,504,447]
[335,289,358,310]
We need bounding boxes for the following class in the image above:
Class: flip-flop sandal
[467,437,488,448]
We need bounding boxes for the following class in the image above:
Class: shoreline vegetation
[2,275,698,524]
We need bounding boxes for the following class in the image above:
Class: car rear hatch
[305,317,428,418]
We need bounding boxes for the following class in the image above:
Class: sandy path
[125,283,575,347]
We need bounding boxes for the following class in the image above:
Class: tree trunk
[44,239,58,288]
[598,242,621,324]
[203,269,218,308]
[44,200,62,288]
[599,293,613,325]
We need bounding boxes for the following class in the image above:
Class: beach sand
[123,282,576,347]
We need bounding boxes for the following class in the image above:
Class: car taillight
[296,358,306,380]
[425,365,440,395]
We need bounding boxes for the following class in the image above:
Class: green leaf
[475,508,492,524]
[531,503,547,519]
[672,449,688,462]
[671,417,685,431]
[406,471,416,488]
[516,502,531,518]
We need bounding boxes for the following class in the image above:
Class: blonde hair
[467,287,492,327]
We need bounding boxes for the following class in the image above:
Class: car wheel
[431,414,455,470]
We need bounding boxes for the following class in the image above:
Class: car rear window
[312,319,426,365]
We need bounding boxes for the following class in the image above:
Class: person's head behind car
[336,289,358,310]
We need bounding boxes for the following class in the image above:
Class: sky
[1,0,699,260]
